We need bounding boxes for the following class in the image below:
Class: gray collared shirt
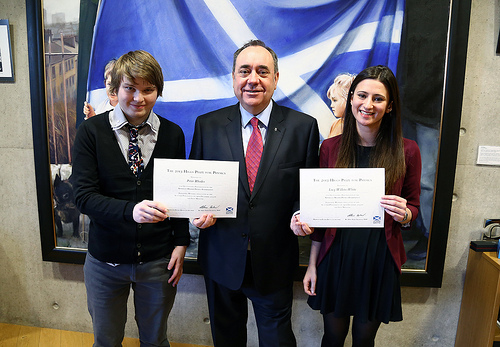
[109,106,160,168]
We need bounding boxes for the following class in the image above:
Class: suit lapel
[251,101,285,198]
[225,105,251,198]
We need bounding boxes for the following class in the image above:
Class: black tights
[321,313,381,347]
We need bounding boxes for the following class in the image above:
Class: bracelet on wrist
[401,210,409,224]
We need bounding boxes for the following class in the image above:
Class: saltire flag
[86,0,405,153]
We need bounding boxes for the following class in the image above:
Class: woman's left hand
[380,195,408,222]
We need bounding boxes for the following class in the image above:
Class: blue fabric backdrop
[86,0,405,153]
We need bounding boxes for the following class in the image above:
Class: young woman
[294,65,421,346]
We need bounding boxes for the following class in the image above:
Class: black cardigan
[71,112,190,263]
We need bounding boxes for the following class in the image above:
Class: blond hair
[110,50,164,96]
[327,73,356,101]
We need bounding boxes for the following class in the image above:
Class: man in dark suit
[189,40,319,347]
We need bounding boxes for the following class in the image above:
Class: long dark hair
[336,65,405,192]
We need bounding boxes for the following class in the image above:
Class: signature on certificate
[200,205,220,209]
[347,213,367,218]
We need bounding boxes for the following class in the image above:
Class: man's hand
[290,213,314,236]
[133,200,168,224]
[193,214,217,229]
[168,245,188,286]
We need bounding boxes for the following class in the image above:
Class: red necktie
[246,117,263,193]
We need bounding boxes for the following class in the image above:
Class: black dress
[307,146,403,324]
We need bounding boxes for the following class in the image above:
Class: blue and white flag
[87,0,405,152]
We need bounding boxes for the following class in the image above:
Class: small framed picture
[0,19,14,82]
[497,28,500,54]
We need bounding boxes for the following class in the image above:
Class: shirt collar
[240,101,273,128]
[110,106,159,134]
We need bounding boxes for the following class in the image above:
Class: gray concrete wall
[0,1,499,346]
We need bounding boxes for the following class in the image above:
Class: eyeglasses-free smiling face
[232,46,279,115]
[117,77,158,126]
[351,78,392,133]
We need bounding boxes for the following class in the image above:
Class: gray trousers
[84,253,176,347]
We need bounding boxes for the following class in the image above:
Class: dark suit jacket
[190,101,319,295]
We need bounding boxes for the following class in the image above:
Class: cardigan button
[137,180,141,186]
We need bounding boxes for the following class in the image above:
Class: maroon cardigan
[309,136,422,272]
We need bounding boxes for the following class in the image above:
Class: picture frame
[26,0,472,287]
[497,27,500,54]
[0,19,15,82]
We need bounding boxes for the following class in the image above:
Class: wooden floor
[0,323,210,347]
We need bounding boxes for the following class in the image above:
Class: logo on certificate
[372,216,382,224]
[226,207,234,215]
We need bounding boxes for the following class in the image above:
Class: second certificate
[153,159,239,218]
[300,168,385,228]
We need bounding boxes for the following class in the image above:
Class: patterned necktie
[246,117,263,193]
[128,125,144,177]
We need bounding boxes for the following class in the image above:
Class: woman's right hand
[303,265,317,296]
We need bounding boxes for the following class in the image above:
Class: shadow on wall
[42,261,84,283]
[0,245,26,321]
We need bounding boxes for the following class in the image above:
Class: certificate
[153,159,238,218]
[300,168,385,228]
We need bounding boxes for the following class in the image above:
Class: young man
[72,50,189,346]
[190,40,320,347]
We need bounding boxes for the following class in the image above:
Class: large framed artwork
[27,0,472,287]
